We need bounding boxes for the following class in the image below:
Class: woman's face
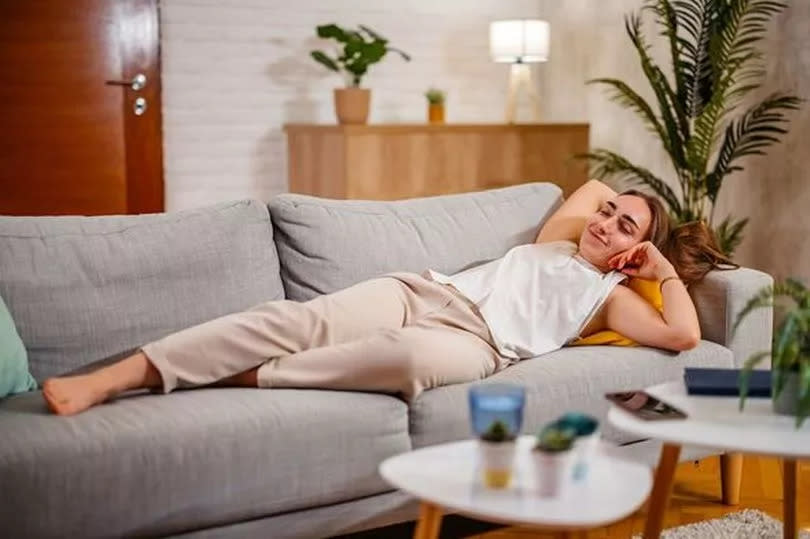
[578,195,652,270]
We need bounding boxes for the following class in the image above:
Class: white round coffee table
[608,380,810,539]
[379,435,652,539]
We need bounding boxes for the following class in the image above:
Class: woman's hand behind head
[608,241,678,281]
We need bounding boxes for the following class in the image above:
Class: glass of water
[468,383,526,439]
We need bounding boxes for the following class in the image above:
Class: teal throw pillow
[0,293,37,398]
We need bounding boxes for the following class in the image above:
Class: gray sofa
[0,183,772,539]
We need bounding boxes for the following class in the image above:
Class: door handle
[106,73,147,91]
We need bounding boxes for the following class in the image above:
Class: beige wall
[538,0,810,281]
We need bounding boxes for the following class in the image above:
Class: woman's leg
[43,275,452,414]
[257,322,501,403]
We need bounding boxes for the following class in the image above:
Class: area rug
[633,509,810,538]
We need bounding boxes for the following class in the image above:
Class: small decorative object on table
[545,412,599,481]
[735,278,810,426]
[424,87,445,124]
[533,426,576,497]
[310,24,410,125]
[477,419,517,488]
[468,383,526,489]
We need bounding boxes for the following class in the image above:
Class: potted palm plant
[735,278,810,427]
[580,0,801,256]
[311,24,410,125]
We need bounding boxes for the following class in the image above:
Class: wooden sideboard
[283,123,589,200]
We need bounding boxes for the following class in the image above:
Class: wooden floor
[470,455,810,538]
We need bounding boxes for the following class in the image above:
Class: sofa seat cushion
[410,341,734,448]
[0,388,410,539]
[0,200,285,382]
[269,183,563,301]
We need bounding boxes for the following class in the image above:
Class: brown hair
[620,189,737,285]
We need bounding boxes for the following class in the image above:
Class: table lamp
[489,19,549,123]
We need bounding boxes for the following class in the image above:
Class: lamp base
[505,63,541,124]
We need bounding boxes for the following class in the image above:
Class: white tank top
[427,241,626,362]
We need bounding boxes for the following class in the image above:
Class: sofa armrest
[688,267,773,368]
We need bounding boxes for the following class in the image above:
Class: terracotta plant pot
[428,103,445,124]
[334,88,370,125]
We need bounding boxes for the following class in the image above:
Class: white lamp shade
[489,19,550,63]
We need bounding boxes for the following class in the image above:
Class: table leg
[783,459,797,539]
[720,452,743,505]
[413,502,443,539]
[644,443,681,539]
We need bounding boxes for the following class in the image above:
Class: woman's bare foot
[42,374,116,415]
[42,351,162,416]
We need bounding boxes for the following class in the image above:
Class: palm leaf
[722,1,787,68]
[588,78,671,149]
[713,215,748,256]
[686,50,757,180]
[672,0,715,117]
[645,0,688,112]
[708,94,802,200]
[733,282,774,334]
[733,279,810,334]
[738,350,771,410]
[774,278,810,307]
[689,0,787,176]
[579,149,683,215]
[625,14,690,168]
[775,312,799,362]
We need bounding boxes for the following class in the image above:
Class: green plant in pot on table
[533,427,576,497]
[478,419,518,489]
[736,278,810,427]
[311,24,410,125]
[424,87,446,124]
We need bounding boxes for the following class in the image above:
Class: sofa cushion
[409,341,735,448]
[0,388,410,539]
[0,200,284,382]
[268,183,562,301]
[0,293,37,398]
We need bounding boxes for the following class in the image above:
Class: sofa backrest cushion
[268,183,563,301]
[0,200,284,382]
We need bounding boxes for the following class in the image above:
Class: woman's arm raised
[535,180,618,244]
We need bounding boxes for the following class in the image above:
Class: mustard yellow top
[569,278,663,347]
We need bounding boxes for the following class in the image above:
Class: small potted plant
[552,412,600,481]
[477,419,517,489]
[533,426,576,497]
[424,87,445,124]
[736,278,810,427]
[311,24,410,125]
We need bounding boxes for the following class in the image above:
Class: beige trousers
[141,272,503,402]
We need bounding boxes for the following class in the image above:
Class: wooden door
[0,0,163,216]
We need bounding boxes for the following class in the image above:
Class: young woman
[42,180,731,415]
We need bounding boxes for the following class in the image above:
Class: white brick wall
[160,0,543,210]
